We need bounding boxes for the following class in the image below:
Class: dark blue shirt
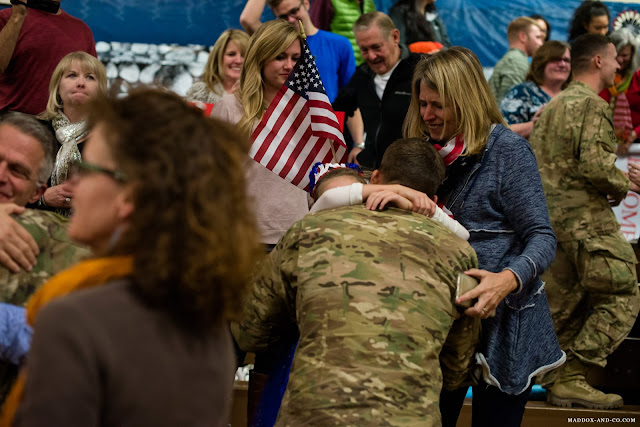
[500,81,551,125]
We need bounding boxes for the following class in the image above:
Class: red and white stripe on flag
[250,40,347,191]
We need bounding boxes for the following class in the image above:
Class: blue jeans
[250,329,299,427]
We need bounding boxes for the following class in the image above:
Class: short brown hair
[314,168,366,199]
[527,40,572,88]
[377,138,445,198]
[507,17,539,43]
[571,33,611,75]
[354,12,397,39]
[87,89,262,329]
[267,0,285,8]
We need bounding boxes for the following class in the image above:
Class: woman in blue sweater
[404,46,562,426]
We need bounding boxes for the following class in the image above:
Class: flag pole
[298,21,338,162]
[329,139,337,162]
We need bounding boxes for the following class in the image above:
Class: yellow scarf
[0,256,133,426]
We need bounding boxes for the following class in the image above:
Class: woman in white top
[211,20,309,246]
[186,29,249,104]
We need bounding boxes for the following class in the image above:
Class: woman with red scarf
[600,28,640,153]
[403,47,560,427]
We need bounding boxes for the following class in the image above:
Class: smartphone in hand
[454,273,478,309]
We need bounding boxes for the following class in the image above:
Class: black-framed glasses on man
[70,160,128,182]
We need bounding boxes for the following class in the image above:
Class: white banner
[614,145,640,243]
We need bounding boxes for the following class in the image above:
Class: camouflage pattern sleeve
[577,97,630,202]
[531,82,632,242]
[233,224,300,354]
[270,207,481,425]
[440,306,481,390]
[0,210,91,306]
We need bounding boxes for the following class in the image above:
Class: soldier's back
[277,205,478,426]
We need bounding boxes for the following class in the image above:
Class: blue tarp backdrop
[2,0,640,66]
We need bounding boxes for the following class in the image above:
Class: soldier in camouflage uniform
[0,209,90,402]
[530,34,640,409]
[0,112,91,402]
[0,210,91,306]
[233,205,480,426]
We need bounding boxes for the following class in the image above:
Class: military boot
[547,358,623,409]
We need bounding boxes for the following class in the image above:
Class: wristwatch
[354,142,365,150]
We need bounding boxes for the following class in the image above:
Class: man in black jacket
[335,11,422,169]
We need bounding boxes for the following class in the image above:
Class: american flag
[249,39,348,190]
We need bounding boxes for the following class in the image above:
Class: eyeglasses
[70,160,128,182]
[549,57,571,65]
[277,1,304,20]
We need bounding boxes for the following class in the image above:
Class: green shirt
[489,48,529,104]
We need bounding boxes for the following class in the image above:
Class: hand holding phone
[455,273,478,309]
[9,0,60,14]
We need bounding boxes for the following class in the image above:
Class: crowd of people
[0,0,639,426]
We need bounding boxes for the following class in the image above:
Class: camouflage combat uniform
[233,205,480,426]
[0,209,91,402]
[530,81,640,372]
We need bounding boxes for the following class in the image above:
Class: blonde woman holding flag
[212,20,309,249]
[213,19,348,425]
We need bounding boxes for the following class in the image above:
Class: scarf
[431,134,465,166]
[612,93,634,141]
[608,72,635,142]
[608,71,634,98]
[0,256,133,426]
[51,113,87,187]
[430,134,480,203]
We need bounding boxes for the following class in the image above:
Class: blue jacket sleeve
[0,302,32,365]
[499,140,557,292]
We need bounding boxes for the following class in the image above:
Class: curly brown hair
[87,89,262,329]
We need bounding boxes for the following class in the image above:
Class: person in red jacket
[599,27,640,153]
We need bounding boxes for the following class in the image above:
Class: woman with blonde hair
[38,51,107,216]
[186,29,250,104]
[404,46,560,426]
[212,20,309,246]
[211,19,309,424]
[2,89,262,425]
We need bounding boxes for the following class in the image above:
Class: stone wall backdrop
[97,41,210,98]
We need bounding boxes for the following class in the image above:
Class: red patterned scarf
[432,134,466,166]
